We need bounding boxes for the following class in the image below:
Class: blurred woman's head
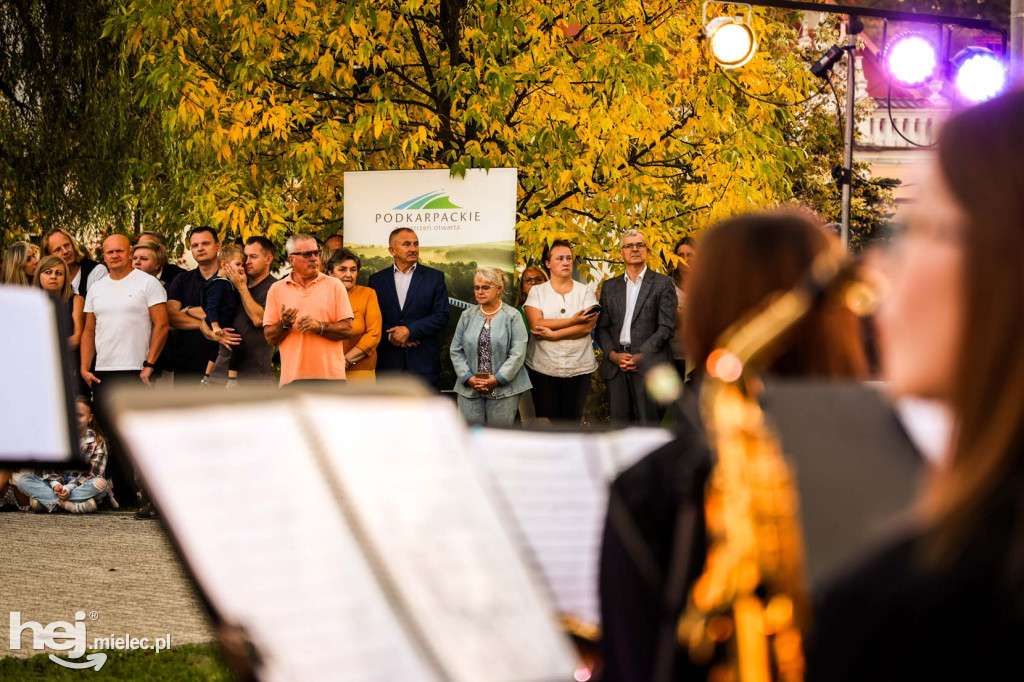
[33,255,72,301]
[132,240,167,277]
[542,240,574,279]
[673,236,697,286]
[683,210,867,380]
[518,266,547,305]
[878,91,1024,552]
[473,267,506,307]
[2,242,40,286]
[326,249,361,292]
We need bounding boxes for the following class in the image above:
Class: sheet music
[600,427,675,478]
[1,286,73,462]
[117,402,437,682]
[473,427,674,627]
[472,430,607,626]
[304,397,578,682]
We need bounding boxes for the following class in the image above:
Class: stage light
[706,15,757,69]
[885,33,938,86]
[952,47,1006,103]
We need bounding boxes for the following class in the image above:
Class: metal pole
[1012,0,1024,84]
[839,28,857,251]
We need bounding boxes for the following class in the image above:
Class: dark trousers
[527,368,591,424]
[606,369,663,425]
[89,370,147,502]
[378,368,441,391]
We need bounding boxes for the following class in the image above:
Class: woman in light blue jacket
[450,267,532,425]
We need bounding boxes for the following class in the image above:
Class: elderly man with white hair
[595,229,677,424]
[263,233,354,386]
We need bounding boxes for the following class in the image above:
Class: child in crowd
[17,397,118,513]
[201,245,244,389]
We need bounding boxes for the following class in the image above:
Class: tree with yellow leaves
[106,0,821,265]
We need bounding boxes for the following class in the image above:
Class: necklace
[481,302,501,315]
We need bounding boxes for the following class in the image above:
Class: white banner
[343,168,517,271]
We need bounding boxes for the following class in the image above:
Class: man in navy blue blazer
[368,228,450,389]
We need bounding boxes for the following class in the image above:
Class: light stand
[839,19,862,251]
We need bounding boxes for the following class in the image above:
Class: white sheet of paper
[600,427,675,478]
[304,396,578,682]
[473,429,607,626]
[117,402,437,682]
[473,427,674,627]
[0,287,73,461]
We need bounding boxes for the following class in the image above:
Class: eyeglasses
[522,277,545,284]
[622,243,648,251]
[473,285,494,292]
[289,250,320,259]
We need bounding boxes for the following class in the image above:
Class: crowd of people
[2,85,1023,682]
[0,220,697,513]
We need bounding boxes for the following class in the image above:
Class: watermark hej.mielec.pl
[10,611,171,671]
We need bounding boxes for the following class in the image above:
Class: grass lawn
[0,645,233,681]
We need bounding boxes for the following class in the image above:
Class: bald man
[81,234,169,391]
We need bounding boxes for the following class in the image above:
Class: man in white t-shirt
[81,235,169,392]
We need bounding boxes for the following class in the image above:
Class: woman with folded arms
[523,240,600,424]
[450,267,531,425]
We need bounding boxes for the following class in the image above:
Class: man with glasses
[368,228,450,389]
[596,229,678,424]
[264,233,354,386]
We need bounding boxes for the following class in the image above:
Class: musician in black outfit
[806,91,1024,682]
[599,212,868,682]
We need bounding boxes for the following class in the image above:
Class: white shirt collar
[393,262,417,275]
[626,265,648,285]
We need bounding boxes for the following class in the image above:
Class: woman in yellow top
[327,249,382,381]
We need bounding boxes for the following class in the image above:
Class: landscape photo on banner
[344,168,518,387]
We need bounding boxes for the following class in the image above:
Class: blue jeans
[457,394,520,426]
[17,475,107,512]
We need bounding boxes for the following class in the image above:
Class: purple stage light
[885,34,938,87]
[953,47,1007,103]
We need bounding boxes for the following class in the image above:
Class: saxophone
[670,253,873,682]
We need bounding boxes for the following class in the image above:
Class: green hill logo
[394,190,461,210]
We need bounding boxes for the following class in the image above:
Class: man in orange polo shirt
[264,234,354,386]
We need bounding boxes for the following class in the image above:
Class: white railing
[859,107,943,148]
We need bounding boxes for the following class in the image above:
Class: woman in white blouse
[523,240,600,423]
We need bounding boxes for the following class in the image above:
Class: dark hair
[674,236,696,253]
[921,90,1024,559]
[187,225,219,243]
[75,395,106,441]
[683,210,867,380]
[540,240,573,274]
[388,227,416,244]
[326,248,361,273]
[244,236,276,259]
[139,231,167,245]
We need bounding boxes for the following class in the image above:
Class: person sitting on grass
[16,396,119,513]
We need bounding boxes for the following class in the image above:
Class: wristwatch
[142,361,156,369]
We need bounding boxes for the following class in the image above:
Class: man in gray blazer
[596,230,678,424]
